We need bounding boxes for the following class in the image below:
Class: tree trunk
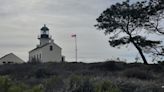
[132,41,148,64]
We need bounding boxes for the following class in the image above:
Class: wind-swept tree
[147,0,164,61]
[95,0,162,64]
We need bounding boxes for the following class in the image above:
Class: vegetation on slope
[0,61,164,92]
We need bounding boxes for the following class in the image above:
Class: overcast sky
[0,0,161,63]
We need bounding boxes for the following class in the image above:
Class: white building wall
[42,43,62,62]
[0,53,24,65]
[39,38,50,46]
[29,42,62,63]
[29,49,42,62]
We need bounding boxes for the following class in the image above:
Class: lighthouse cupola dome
[40,24,50,38]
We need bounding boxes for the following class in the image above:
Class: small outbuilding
[0,53,25,64]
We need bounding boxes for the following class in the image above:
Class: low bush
[68,75,121,92]
[95,80,120,92]
[44,76,64,92]
[123,68,154,80]
[0,61,163,92]
[0,76,44,92]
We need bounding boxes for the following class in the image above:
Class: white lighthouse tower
[39,24,51,46]
[29,25,63,63]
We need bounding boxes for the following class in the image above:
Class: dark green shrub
[158,61,164,64]
[123,68,154,80]
[44,76,64,92]
[68,75,82,91]
[28,84,44,92]
[68,75,95,92]
[95,80,120,92]
[0,76,12,92]
[8,83,27,92]
[0,76,44,92]
[35,68,52,78]
[96,61,126,71]
[77,78,95,92]
[68,75,120,92]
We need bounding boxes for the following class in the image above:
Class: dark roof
[29,42,62,53]
[41,24,49,31]
[0,53,13,60]
[29,43,50,53]
[0,53,25,62]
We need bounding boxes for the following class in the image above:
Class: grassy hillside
[0,61,163,92]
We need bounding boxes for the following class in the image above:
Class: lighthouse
[29,25,63,63]
[38,24,51,46]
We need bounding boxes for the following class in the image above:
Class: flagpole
[75,35,77,62]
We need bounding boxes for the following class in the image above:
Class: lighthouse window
[50,46,53,51]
